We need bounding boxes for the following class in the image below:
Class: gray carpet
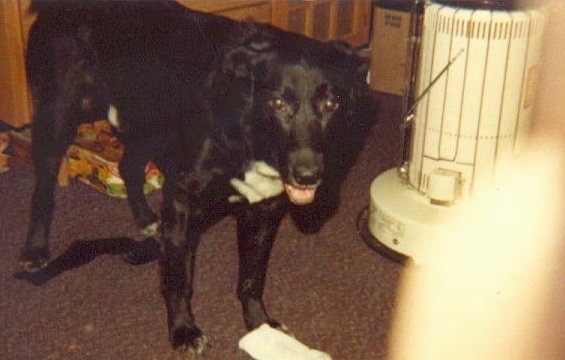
[0,93,403,360]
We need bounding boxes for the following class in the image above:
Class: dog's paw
[133,209,159,235]
[170,326,209,356]
[141,221,159,236]
[19,247,49,273]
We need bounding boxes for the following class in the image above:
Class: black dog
[22,0,373,354]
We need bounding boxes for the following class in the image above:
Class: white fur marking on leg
[142,221,159,236]
[107,104,120,128]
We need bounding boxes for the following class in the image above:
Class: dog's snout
[289,148,323,187]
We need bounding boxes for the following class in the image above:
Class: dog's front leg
[159,204,208,355]
[236,199,287,330]
[159,170,234,355]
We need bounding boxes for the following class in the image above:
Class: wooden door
[176,0,271,22]
[270,0,371,47]
[0,0,32,128]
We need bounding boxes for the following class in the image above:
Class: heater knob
[427,169,461,206]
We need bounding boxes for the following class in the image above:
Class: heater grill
[409,3,545,199]
[363,1,546,262]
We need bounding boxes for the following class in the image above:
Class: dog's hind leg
[236,199,287,330]
[120,159,180,264]
[21,103,79,272]
[119,146,159,234]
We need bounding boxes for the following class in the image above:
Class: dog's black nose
[289,148,323,187]
[292,166,321,187]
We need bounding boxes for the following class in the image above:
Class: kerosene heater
[361,0,546,263]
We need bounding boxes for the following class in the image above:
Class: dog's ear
[327,40,370,79]
[221,24,276,79]
[207,26,277,158]
[240,20,274,53]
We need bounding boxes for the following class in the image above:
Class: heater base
[365,168,453,263]
[357,207,408,264]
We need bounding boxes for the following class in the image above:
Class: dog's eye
[321,99,339,113]
[270,98,287,112]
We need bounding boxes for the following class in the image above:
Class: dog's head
[252,60,339,205]
[214,25,372,207]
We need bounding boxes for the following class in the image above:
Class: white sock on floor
[239,324,332,360]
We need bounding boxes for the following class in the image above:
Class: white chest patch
[230,161,284,204]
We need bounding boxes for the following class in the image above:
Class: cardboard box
[370,5,412,96]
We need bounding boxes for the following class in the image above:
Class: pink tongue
[284,184,317,205]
